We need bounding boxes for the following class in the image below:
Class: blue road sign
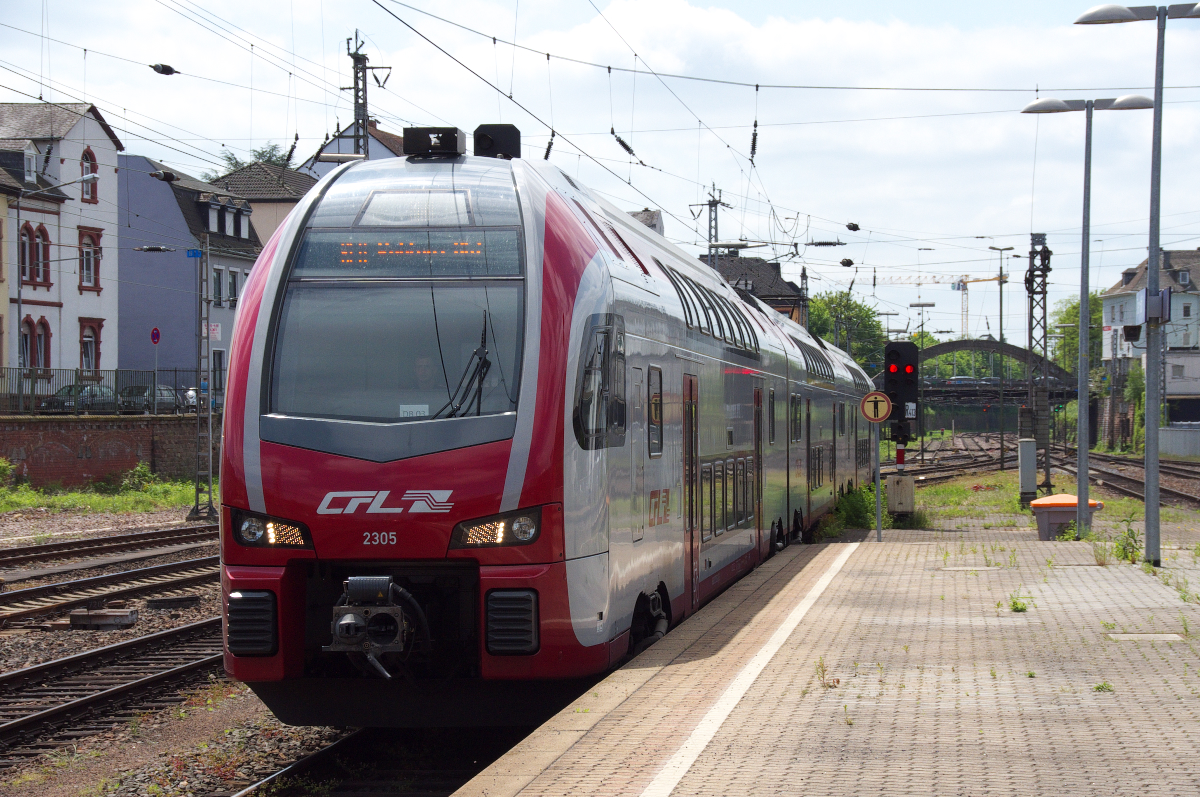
[186,249,202,258]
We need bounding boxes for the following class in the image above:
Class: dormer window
[208,203,219,232]
[1180,270,1191,287]
[23,146,36,183]
[217,207,227,236]
[240,208,252,239]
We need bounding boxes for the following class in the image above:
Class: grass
[1093,681,1114,692]
[0,459,207,515]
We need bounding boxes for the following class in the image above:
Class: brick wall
[0,414,222,488]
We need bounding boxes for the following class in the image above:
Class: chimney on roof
[1122,268,1137,286]
[368,119,379,130]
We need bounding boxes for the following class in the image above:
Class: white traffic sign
[860,391,892,423]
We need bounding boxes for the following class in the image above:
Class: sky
[3,0,1199,352]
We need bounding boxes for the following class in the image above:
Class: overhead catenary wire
[376,0,1200,94]
[367,0,695,231]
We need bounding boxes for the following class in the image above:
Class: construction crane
[873,273,1008,338]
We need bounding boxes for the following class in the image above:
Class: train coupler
[322,576,429,679]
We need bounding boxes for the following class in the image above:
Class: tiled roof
[1103,250,1200,297]
[0,103,124,150]
[368,121,404,156]
[0,149,68,200]
[212,162,317,200]
[707,255,803,298]
[150,162,262,261]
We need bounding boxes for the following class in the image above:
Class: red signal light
[888,364,898,373]
[904,364,915,374]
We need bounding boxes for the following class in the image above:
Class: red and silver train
[220,129,874,726]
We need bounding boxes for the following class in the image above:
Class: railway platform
[456,525,1200,796]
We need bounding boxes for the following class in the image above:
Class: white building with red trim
[0,103,123,372]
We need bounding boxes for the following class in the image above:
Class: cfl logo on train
[648,489,671,527]
[316,490,454,515]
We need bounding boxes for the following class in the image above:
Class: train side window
[768,389,776,444]
[712,463,724,536]
[839,403,846,436]
[648,367,663,457]
[725,460,735,530]
[701,465,713,542]
[729,458,739,525]
[745,456,755,522]
[572,314,626,450]
[789,394,802,443]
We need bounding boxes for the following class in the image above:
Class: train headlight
[450,507,541,548]
[231,510,312,549]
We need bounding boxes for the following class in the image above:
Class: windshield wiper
[432,314,492,419]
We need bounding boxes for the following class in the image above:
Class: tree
[807,291,888,374]
[202,142,294,181]
[1049,292,1104,376]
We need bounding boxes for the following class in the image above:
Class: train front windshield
[270,159,525,424]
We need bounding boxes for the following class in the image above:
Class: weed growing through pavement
[816,656,840,688]
[1045,555,1055,569]
[1008,585,1034,613]
[1193,541,1200,565]
[1142,561,1157,576]
[1009,551,1018,568]
[1115,513,1144,564]
[1101,622,1116,631]
[1027,671,1036,678]
[1181,612,1190,637]
[843,705,853,725]
[1093,681,1114,692]
[990,667,997,678]
[1092,534,1115,566]
[1056,521,1080,541]
[903,645,909,653]
[877,663,885,683]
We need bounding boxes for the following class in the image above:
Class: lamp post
[1022,92,1153,538]
[1076,3,1200,563]
[14,172,99,413]
[989,246,1015,467]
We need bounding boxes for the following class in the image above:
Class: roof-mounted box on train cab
[474,124,521,159]
[403,127,467,157]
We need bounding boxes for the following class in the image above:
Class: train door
[753,385,764,558]
[683,374,700,612]
[805,397,812,528]
[631,368,645,543]
[831,401,838,494]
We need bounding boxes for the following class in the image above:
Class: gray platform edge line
[451,542,837,797]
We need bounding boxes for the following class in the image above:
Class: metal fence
[0,367,225,416]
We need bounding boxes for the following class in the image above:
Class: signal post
[883,342,920,519]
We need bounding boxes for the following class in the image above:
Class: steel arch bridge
[917,338,1074,382]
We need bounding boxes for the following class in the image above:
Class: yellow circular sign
[860,391,892,423]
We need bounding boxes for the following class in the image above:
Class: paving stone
[456,516,1200,797]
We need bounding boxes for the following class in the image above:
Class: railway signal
[883,341,919,448]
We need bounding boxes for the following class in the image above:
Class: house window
[80,148,98,203]
[24,148,36,183]
[79,319,104,370]
[217,207,227,236]
[1110,305,1116,323]
[208,205,219,231]
[33,320,50,368]
[1119,304,1125,323]
[212,349,227,392]
[228,269,238,304]
[1172,364,1185,379]
[1181,271,1191,287]
[1184,303,1192,318]
[19,320,31,368]
[213,268,223,304]
[19,227,30,282]
[240,212,251,239]
[80,235,97,288]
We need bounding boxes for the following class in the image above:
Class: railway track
[1050,455,1200,506]
[0,556,219,624]
[0,618,222,769]
[0,524,217,569]
[1060,445,1200,482]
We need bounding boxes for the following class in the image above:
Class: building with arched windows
[0,103,123,372]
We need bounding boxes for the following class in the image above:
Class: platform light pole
[1076,2,1200,562]
[989,246,1014,467]
[1022,92,1153,538]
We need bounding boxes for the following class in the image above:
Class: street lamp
[1076,3,1200,563]
[14,172,100,412]
[1022,92,1152,538]
[989,245,1015,468]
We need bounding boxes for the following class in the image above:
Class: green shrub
[0,457,12,489]
[834,487,874,529]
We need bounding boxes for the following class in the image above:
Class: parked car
[38,384,118,414]
[978,377,1001,386]
[118,384,181,414]
[944,376,980,386]
[182,385,222,413]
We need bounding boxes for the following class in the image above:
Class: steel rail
[0,556,219,623]
[0,524,217,568]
